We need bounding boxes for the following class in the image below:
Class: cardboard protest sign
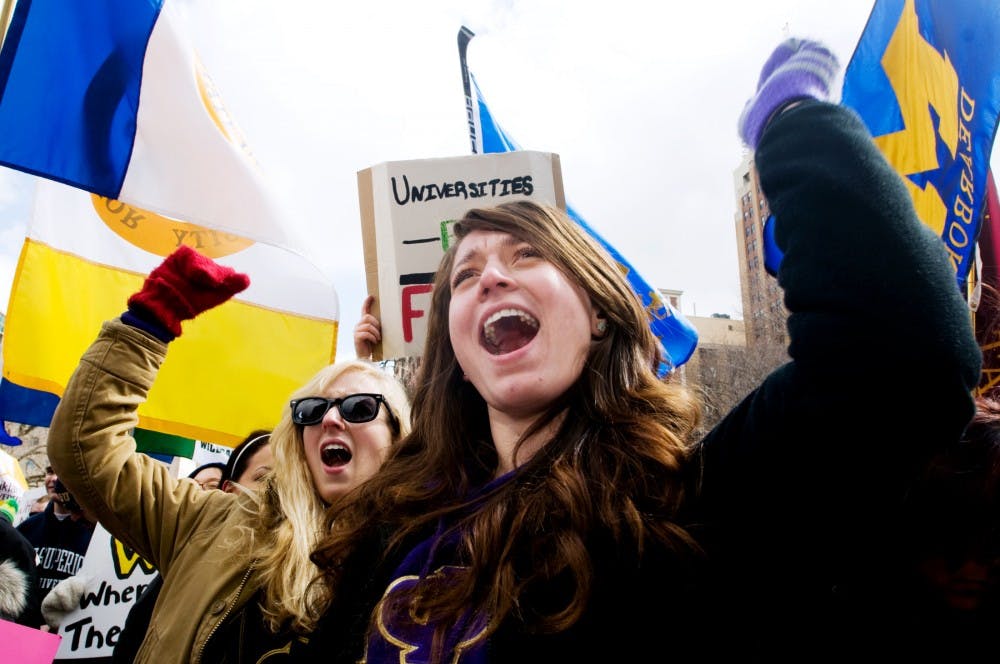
[52,523,157,661]
[358,150,565,359]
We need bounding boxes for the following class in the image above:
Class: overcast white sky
[0,0,998,359]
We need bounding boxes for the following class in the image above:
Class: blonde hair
[241,359,411,632]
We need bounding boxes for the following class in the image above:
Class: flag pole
[975,169,1000,395]
[458,26,477,154]
[0,0,15,52]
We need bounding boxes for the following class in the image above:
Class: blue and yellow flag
[0,0,303,251]
[842,0,1000,284]
[0,3,340,448]
[457,28,699,372]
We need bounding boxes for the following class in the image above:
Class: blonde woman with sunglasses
[48,246,411,663]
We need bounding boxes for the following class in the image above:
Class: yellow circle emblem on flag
[89,59,259,259]
[90,195,254,259]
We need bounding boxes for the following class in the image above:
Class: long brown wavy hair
[311,201,701,650]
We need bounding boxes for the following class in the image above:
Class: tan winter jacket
[48,319,263,663]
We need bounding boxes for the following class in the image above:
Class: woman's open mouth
[482,308,539,355]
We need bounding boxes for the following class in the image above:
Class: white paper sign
[53,523,158,660]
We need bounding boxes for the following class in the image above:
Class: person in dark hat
[16,468,94,613]
[187,461,227,492]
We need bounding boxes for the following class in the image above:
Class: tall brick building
[733,152,787,346]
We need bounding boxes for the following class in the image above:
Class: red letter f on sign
[402,284,433,342]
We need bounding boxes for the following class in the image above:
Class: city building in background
[659,154,794,433]
[733,153,787,346]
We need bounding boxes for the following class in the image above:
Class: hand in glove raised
[127,245,250,339]
[738,38,840,149]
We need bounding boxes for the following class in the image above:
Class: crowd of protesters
[1,33,997,664]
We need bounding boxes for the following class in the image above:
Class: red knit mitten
[127,246,250,337]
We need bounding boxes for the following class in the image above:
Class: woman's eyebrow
[455,235,522,267]
[453,246,482,271]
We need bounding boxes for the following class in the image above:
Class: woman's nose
[478,261,510,295]
[321,404,347,429]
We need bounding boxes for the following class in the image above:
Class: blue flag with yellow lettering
[457,27,699,372]
[842,0,1000,285]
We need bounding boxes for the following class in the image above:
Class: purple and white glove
[738,38,840,149]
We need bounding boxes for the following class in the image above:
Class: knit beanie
[0,497,17,524]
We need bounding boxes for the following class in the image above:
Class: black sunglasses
[290,393,399,433]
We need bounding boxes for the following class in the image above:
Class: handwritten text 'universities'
[391,174,534,206]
